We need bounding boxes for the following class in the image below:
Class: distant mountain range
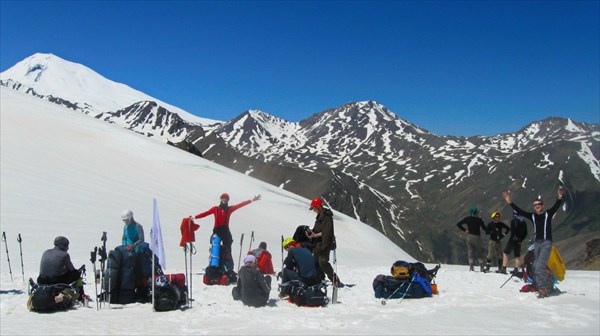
[2,53,598,269]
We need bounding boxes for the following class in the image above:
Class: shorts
[503,238,522,257]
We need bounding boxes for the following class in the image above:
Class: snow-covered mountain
[2,53,598,266]
[0,53,219,134]
[2,85,598,336]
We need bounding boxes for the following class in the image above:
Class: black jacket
[312,208,335,254]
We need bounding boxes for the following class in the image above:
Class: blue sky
[1,1,598,136]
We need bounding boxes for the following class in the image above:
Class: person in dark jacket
[279,238,320,298]
[37,236,87,304]
[38,236,81,285]
[307,197,342,286]
[456,207,487,272]
[503,187,564,298]
[501,211,528,274]
[193,193,261,274]
[232,254,271,307]
[485,211,510,273]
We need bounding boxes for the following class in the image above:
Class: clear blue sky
[1,1,598,136]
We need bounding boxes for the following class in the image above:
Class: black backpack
[153,282,184,312]
[28,281,78,312]
[287,281,329,307]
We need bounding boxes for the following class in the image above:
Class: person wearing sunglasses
[502,187,564,298]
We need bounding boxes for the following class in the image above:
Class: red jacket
[248,248,275,275]
[194,200,252,228]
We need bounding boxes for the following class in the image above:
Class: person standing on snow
[502,187,564,298]
[307,197,342,287]
[121,209,145,253]
[501,211,528,275]
[456,207,487,272]
[484,211,510,273]
[193,193,261,274]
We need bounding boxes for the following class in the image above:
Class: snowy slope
[0,53,217,126]
[1,87,598,335]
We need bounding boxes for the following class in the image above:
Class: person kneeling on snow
[232,255,271,307]
[279,238,320,298]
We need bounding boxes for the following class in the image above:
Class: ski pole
[332,248,338,304]
[248,231,255,252]
[280,235,284,273]
[17,234,24,282]
[183,244,189,306]
[189,242,196,307]
[237,234,245,272]
[2,232,13,281]
[90,247,99,310]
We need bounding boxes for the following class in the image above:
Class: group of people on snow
[35,192,341,309]
[35,185,564,309]
[456,187,564,298]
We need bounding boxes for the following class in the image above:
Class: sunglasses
[533,203,543,206]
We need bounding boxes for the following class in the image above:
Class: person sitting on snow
[232,255,271,307]
[250,241,275,275]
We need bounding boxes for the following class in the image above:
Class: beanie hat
[54,236,69,251]
[469,207,478,215]
[491,212,501,218]
[244,254,257,265]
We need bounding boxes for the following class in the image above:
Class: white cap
[121,209,133,220]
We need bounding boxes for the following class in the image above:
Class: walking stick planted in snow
[183,243,189,306]
[90,247,99,310]
[248,231,255,252]
[17,233,24,282]
[237,233,245,272]
[2,232,13,281]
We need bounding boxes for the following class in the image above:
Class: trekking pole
[331,248,339,304]
[2,232,13,282]
[397,275,416,304]
[381,274,415,305]
[281,235,284,266]
[17,234,25,282]
[237,233,245,272]
[500,274,515,288]
[98,231,107,308]
[189,242,196,307]
[248,231,255,252]
[183,243,189,306]
[90,247,99,310]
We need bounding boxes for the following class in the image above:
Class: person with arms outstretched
[502,187,564,298]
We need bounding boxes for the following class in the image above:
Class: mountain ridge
[2,53,598,267]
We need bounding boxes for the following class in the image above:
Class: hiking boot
[469,265,475,272]
[495,266,507,274]
[537,288,549,298]
[480,265,486,273]
[484,264,491,273]
[510,268,520,276]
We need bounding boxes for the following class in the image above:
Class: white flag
[151,198,166,270]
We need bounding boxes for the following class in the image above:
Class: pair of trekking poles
[2,231,25,282]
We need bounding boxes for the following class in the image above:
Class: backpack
[286,281,329,307]
[513,218,528,241]
[153,281,184,312]
[27,281,79,312]
[372,274,431,299]
[391,260,410,279]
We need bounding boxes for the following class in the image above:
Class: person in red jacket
[250,242,275,275]
[193,193,261,274]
